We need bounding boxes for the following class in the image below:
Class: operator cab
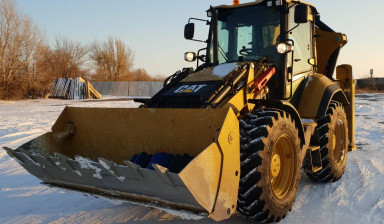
[182,0,318,101]
[146,0,346,109]
[213,3,282,66]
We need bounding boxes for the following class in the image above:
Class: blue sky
[14,0,384,78]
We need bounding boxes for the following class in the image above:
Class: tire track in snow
[0,128,46,146]
[0,157,28,176]
[1,186,56,198]
[2,215,50,224]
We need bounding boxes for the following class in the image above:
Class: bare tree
[151,74,166,81]
[130,68,152,81]
[90,37,134,81]
[49,37,89,78]
[0,0,158,98]
[0,0,44,92]
[25,43,56,97]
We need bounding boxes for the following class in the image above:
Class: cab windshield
[211,5,281,65]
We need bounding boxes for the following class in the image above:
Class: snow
[0,95,384,224]
[149,207,204,221]
[75,156,103,179]
[213,63,238,77]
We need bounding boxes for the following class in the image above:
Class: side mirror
[294,5,310,24]
[184,23,195,40]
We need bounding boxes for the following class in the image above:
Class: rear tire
[237,109,301,223]
[306,101,349,182]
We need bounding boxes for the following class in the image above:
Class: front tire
[237,109,301,223]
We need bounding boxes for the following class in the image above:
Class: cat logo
[181,89,194,93]
[174,85,207,94]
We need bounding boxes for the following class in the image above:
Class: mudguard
[298,74,348,119]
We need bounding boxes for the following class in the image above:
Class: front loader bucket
[4,107,240,221]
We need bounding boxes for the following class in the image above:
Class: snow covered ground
[0,95,383,224]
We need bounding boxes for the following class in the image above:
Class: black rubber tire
[237,109,301,223]
[306,101,349,182]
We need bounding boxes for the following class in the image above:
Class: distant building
[356,77,384,90]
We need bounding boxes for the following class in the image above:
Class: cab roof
[215,0,316,12]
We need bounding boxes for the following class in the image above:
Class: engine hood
[181,63,240,82]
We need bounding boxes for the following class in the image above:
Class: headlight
[276,43,294,54]
[184,52,197,62]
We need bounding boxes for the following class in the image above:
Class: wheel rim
[270,135,296,199]
[333,119,346,164]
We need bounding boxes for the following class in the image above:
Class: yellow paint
[180,143,221,213]
[209,107,240,220]
[52,108,232,162]
[270,154,281,178]
[286,73,308,99]
[349,79,356,151]
[336,64,356,151]
[315,28,348,75]
[270,135,295,199]
[298,74,335,118]
[226,91,247,115]
[224,63,270,115]
[333,134,337,151]
[49,106,240,221]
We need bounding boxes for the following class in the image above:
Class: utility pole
[370,69,374,78]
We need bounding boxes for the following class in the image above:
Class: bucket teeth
[153,164,176,186]
[3,147,201,211]
[98,158,126,182]
[48,154,71,172]
[72,156,103,180]
[16,149,41,166]
[30,152,52,169]
[123,160,145,180]
[4,147,25,164]
[53,153,79,173]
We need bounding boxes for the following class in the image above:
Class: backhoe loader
[4,0,356,222]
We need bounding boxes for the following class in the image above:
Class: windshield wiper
[218,43,234,63]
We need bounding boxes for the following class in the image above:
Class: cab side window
[288,6,313,75]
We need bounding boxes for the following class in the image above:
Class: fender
[316,84,349,119]
[298,74,349,119]
[248,99,305,147]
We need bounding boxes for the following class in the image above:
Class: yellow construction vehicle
[4,0,356,222]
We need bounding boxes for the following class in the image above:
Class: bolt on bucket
[4,107,240,221]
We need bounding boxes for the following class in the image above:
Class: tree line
[0,0,163,99]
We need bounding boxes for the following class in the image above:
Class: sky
[13,0,384,78]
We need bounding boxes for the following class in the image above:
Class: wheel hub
[270,154,281,178]
[270,135,296,199]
